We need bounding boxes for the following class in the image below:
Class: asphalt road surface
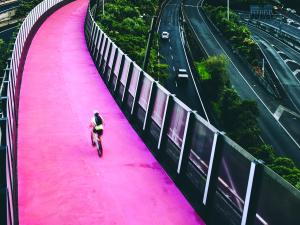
[0,0,18,13]
[249,25,300,110]
[158,0,208,120]
[248,26,300,78]
[259,19,300,40]
[0,24,17,41]
[183,0,300,166]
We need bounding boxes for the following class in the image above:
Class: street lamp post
[142,16,157,71]
[227,0,230,20]
[103,0,105,16]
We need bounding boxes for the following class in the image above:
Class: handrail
[84,1,300,225]
[0,0,72,224]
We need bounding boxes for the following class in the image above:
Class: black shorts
[93,129,103,136]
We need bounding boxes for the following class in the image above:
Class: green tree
[15,0,44,19]
[248,144,276,164]
[197,55,229,101]
[0,39,9,74]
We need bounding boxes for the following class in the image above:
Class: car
[177,68,189,81]
[287,18,294,24]
[291,9,296,14]
[161,31,169,39]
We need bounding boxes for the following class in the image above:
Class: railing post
[202,132,224,221]
[177,111,195,175]
[121,62,133,104]
[142,81,157,131]
[157,94,174,152]
[107,48,119,84]
[130,71,144,116]
[241,160,263,225]
[99,38,109,72]
[95,34,104,67]
[89,23,96,49]
[114,54,125,92]
[92,28,100,57]
[90,25,97,53]
[102,43,113,77]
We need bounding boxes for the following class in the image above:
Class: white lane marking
[255,38,300,113]
[0,25,17,34]
[248,23,300,58]
[173,66,175,71]
[192,1,300,149]
[293,69,300,76]
[274,105,300,120]
[284,59,297,63]
[180,2,210,123]
[255,33,300,85]
[169,46,172,50]
[157,0,171,32]
[171,55,174,60]
[274,105,285,120]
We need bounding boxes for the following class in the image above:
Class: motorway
[0,0,18,12]
[247,24,300,146]
[159,1,249,213]
[183,0,300,166]
[0,24,17,40]
[253,36,300,112]
[259,19,300,39]
[158,0,208,120]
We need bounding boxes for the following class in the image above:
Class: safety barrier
[0,0,72,224]
[85,1,300,225]
[249,19,300,51]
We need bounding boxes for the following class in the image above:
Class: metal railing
[0,0,72,224]
[248,19,300,51]
[85,1,300,225]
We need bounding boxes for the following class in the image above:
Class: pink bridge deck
[17,0,205,224]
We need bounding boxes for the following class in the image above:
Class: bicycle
[92,132,103,157]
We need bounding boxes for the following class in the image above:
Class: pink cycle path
[17,0,205,224]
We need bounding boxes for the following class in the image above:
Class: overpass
[17,0,203,224]
[0,0,299,225]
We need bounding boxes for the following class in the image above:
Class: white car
[161,31,169,39]
[177,69,188,81]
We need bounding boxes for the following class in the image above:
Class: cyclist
[90,110,104,146]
